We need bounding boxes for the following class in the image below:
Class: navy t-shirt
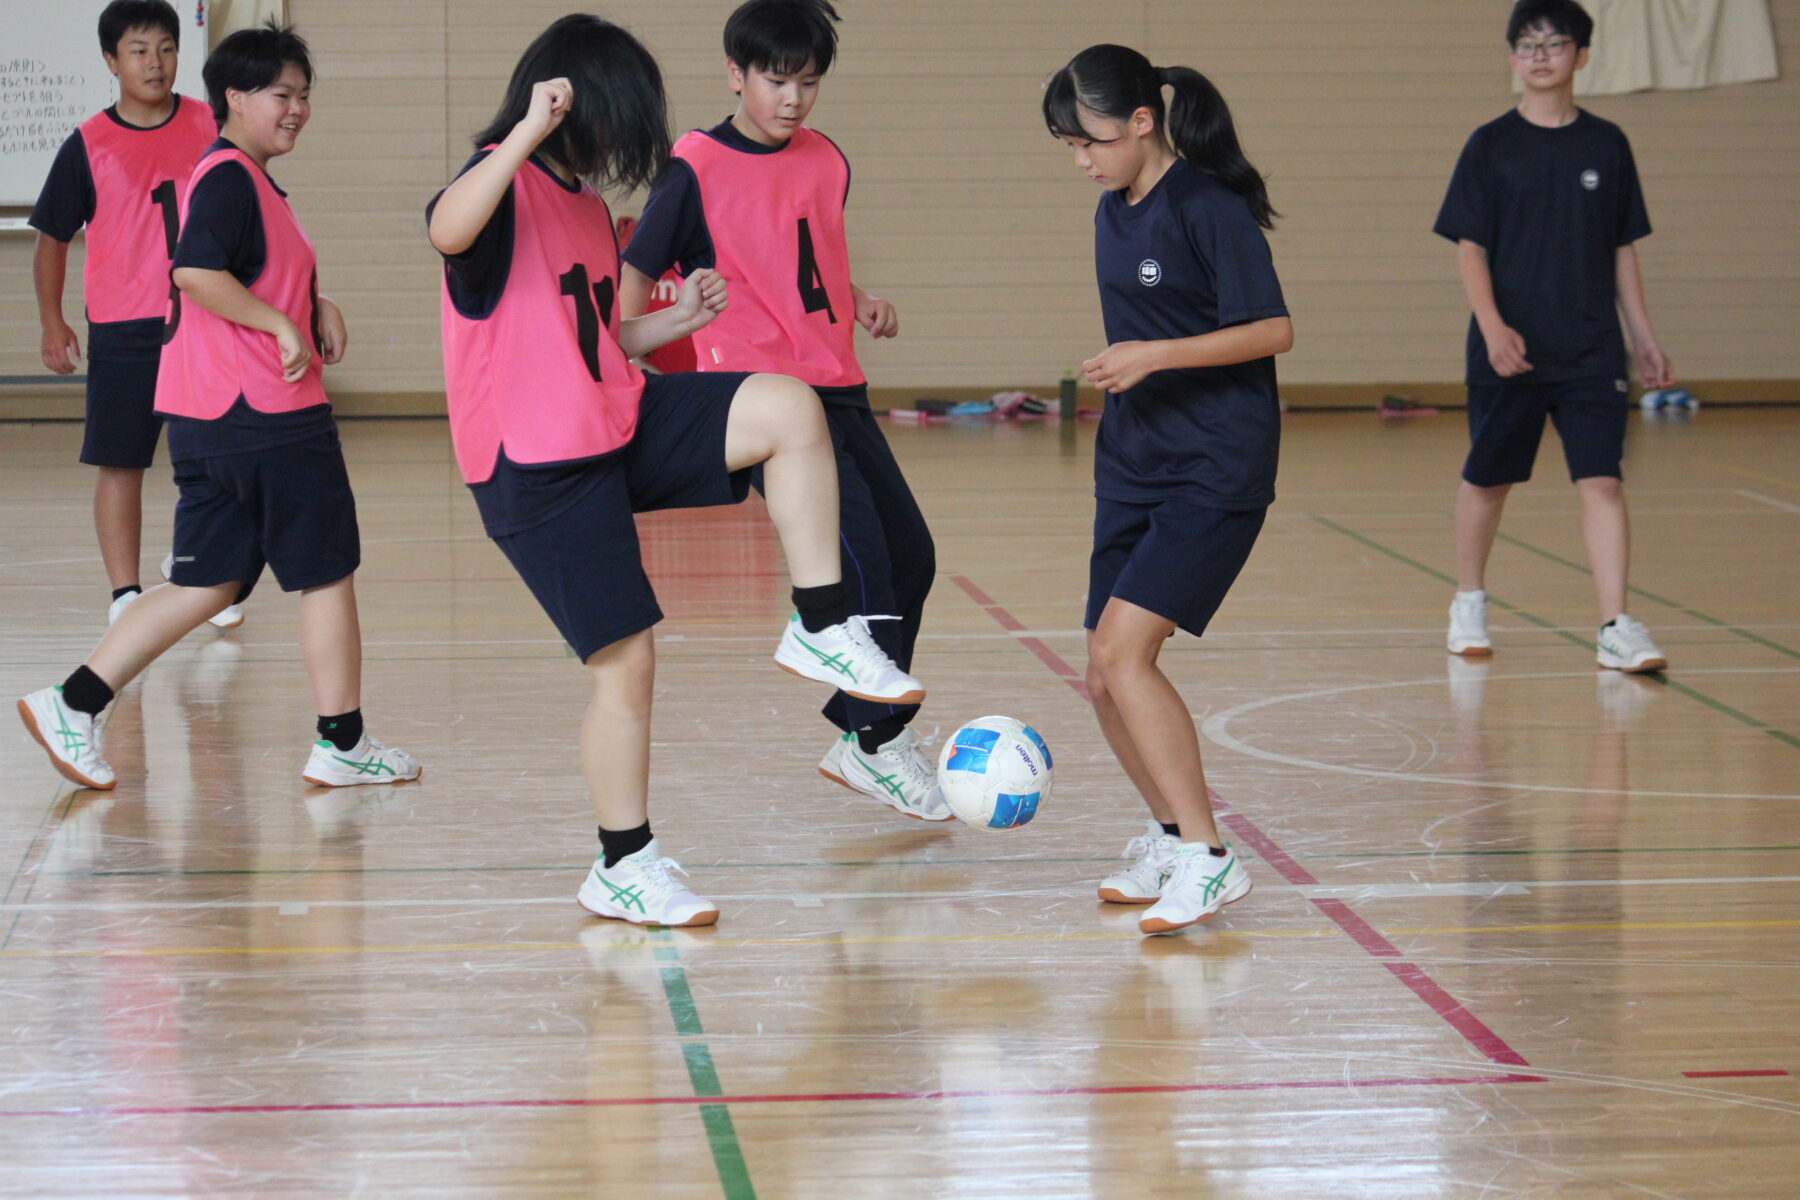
[430,151,614,536]
[28,104,191,362]
[623,119,866,408]
[164,138,334,460]
[1091,157,1287,509]
[1434,109,1651,386]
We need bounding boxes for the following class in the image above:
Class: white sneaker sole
[17,697,115,791]
[1598,652,1667,674]
[209,606,245,630]
[1094,888,1166,906]
[577,895,720,929]
[302,765,423,788]
[775,658,925,705]
[1139,874,1254,935]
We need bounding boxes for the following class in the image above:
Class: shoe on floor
[1596,614,1667,673]
[839,727,955,821]
[17,686,115,790]
[1447,590,1492,657]
[1139,843,1253,935]
[1099,819,1183,904]
[578,838,719,928]
[302,734,422,787]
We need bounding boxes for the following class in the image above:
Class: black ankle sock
[599,822,653,868]
[110,585,141,603]
[1208,844,1228,857]
[856,716,908,755]
[316,709,364,752]
[60,665,115,717]
[792,582,848,633]
[1159,821,1181,838]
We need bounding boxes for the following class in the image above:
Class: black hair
[473,14,670,194]
[1043,44,1276,230]
[724,0,841,77]
[1506,0,1595,49]
[98,0,181,55]
[202,21,313,125]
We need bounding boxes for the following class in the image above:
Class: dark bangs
[724,0,841,76]
[1042,64,1114,143]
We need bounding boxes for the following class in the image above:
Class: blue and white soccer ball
[1639,387,1699,411]
[936,716,1053,830]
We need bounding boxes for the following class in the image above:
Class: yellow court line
[3,918,1799,959]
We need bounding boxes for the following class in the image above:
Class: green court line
[1493,531,1800,660]
[1310,516,1798,750]
[657,936,757,1200]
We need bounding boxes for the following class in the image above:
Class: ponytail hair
[473,14,671,194]
[1043,44,1276,229]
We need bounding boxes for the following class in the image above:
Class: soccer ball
[936,716,1053,830]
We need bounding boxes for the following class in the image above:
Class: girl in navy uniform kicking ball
[428,14,924,929]
[1044,45,1293,935]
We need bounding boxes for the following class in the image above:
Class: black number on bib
[559,264,616,382]
[152,180,182,344]
[795,217,837,324]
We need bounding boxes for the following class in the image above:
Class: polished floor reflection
[2,408,1796,1198]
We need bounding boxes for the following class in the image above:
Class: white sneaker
[163,553,243,629]
[107,590,140,626]
[578,838,719,928]
[17,687,116,790]
[818,730,854,787]
[1098,819,1182,904]
[302,733,422,787]
[1596,614,1667,673]
[1139,843,1253,935]
[1447,590,1492,657]
[774,613,925,703]
[840,727,955,821]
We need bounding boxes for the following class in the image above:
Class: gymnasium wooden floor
[1,405,1795,1198]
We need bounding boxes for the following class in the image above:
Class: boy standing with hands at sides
[621,0,951,824]
[1435,0,1673,672]
[29,1,229,628]
[19,23,420,794]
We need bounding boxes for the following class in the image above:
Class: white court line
[1200,667,1800,801]
[1737,489,1800,514]
[7,875,1799,913]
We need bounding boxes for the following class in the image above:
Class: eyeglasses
[1512,37,1575,59]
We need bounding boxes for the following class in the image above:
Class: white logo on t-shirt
[1138,259,1162,286]
[1581,169,1600,190]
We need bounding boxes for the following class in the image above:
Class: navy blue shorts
[1085,498,1266,638]
[1463,377,1629,487]
[493,371,753,661]
[80,358,162,469]
[169,430,361,603]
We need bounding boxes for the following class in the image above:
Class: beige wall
[4,0,1796,400]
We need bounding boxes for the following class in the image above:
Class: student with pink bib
[622,0,947,823]
[18,24,421,795]
[30,2,220,628]
[428,14,926,929]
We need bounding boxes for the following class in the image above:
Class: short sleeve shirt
[1434,109,1651,385]
[1092,157,1287,509]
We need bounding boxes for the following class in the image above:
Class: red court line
[0,1075,1547,1119]
[1682,1069,1790,1079]
[953,572,1534,1070]
[947,574,1091,702]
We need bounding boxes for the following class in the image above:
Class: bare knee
[1577,475,1623,504]
[586,629,656,698]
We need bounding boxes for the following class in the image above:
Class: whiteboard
[0,0,210,206]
